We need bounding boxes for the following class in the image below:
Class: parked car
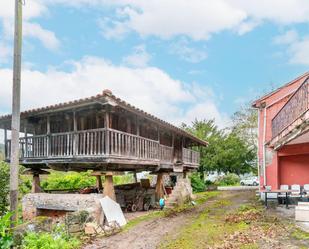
[240,177,259,186]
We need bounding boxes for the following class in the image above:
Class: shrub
[41,171,96,190]
[190,173,205,193]
[0,162,10,216]
[22,225,80,249]
[215,173,240,186]
[0,212,13,249]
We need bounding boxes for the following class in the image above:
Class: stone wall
[22,193,104,224]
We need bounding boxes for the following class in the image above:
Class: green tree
[183,119,256,179]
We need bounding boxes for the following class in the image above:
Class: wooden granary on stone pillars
[0,90,208,205]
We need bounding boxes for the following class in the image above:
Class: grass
[291,227,309,240]
[159,198,240,249]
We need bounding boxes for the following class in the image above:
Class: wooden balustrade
[272,78,309,137]
[182,147,200,165]
[160,144,173,163]
[5,128,187,165]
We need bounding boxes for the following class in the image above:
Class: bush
[41,171,96,190]
[0,162,10,216]
[215,173,240,186]
[190,173,205,193]
[0,212,13,249]
[22,225,80,249]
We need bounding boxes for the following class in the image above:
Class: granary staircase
[165,177,193,208]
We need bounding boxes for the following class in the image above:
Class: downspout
[263,107,267,187]
[257,110,260,190]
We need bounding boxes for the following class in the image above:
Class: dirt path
[83,191,309,249]
[83,191,247,249]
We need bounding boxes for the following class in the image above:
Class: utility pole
[10,0,23,225]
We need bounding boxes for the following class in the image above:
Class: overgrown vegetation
[0,212,14,249]
[41,171,96,190]
[21,225,80,249]
[41,171,135,191]
[0,161,10,216]
[214,173,240,186]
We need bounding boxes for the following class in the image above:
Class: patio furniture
[262,189,293,209]
[302,184,309,200]
[289,184,301,204]
[278,185,289,204]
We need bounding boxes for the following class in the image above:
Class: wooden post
[24,121,28,158]
[4,126,7,159]
[96,176,103,191]
[32,173,42,193]
[155,173,164,201]
[46,116,50,156]
[10,0,23,224]
[134,172,138,183]
[136,116,140,158]
[105,111,110,155]
[73,111,78,155]
[103,172,116,201]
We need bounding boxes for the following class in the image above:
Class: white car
[240,177,259,186]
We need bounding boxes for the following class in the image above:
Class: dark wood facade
[0,90,207,173]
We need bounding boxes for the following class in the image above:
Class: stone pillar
[155,172,164,201]
[103,172,116,201]
[32,173,42,193]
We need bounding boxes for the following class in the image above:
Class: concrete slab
[100,196,127,227]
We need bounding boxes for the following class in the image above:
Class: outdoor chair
[302,184,309,200]
[290,184,301,204]
[278,185,289,204]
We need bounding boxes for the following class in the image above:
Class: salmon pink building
[253,72,309,191]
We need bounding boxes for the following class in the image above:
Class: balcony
[272,79,309,138]
[5,128,200,168]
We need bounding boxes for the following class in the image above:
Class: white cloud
[274,30,309,66]
[170,39,207,63]
[0,42,11,64]
[122,44,151,67]
[0,56,229,128]
[0,0,60,55]
[273,30,299,45]
[89,0,309,40]
[23,22,60,50]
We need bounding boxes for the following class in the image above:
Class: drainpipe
[257,110,260,190]
[263,107,267,187]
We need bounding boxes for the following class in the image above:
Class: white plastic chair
[278,185,289,198]
[290,184,301,198]
[303,184,309,197]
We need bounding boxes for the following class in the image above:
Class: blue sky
[0,0,309,131]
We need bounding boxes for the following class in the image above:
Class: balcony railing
[182,147,200,165]
[5,128,199,166]
[272,78,309,138]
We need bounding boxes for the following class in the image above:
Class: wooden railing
[160,144,173,163]
[272,78,309,138]
[182,147,200,165]
[5,128,178,164]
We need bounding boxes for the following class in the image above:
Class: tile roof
[0,89,208,146]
